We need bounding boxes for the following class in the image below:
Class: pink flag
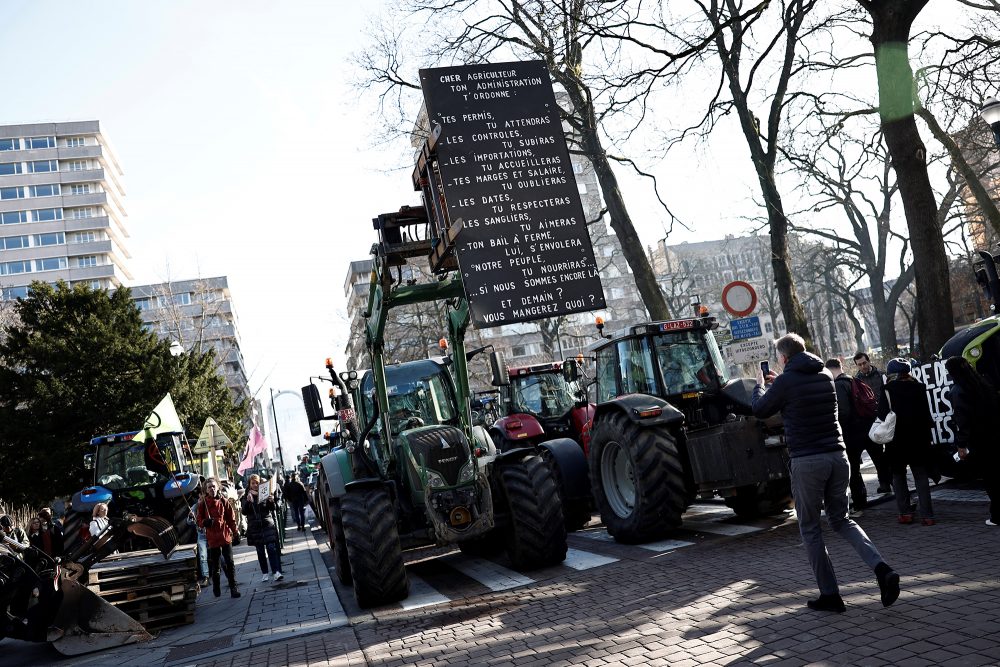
[237,425,269,475]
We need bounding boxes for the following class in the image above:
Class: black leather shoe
[876,566,900,607]
[807,594,846,613]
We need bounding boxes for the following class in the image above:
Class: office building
[0,121,131,299]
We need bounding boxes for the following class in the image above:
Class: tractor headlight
[458,460,476,484]
[425,469,446,488]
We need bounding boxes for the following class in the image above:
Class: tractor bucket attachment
[127,515,178,557]
[49,576,152,656]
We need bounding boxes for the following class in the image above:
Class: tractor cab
[493,362,594,447]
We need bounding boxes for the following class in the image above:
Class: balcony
[65,215,110,233]
[59,168,105,185]
[65,239,112,257]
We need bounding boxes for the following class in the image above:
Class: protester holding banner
[242,474,283,583]
[879,358,935,525]
[945,356,1000,526]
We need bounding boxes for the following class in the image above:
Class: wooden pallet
[86,545,199,630]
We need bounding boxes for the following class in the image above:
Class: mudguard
[538,438,590,502]
[71,486,113,513]
[163,472,199,499]
[593,394,685,428]
[494,413,545,442]
[319,447,355,500]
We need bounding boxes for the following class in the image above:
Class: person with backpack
[826,359,874,514]
[853,352,894,493]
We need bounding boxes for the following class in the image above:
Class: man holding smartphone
[751,333,900,613]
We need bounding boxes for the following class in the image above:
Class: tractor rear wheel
[327,501,352,585]
[538,447,592,531]
[589,412,686,544]
[498,454,567,569]
[341,485,408,608]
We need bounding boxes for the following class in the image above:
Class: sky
[0,1,965,463]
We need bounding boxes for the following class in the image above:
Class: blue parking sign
[730,316,762,340]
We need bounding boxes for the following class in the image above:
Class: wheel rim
[600,439,635,519]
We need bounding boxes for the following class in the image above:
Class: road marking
[575,529,695,552]
[439,554,535,591]
[562,548,618,570]
[638,538,696,552]
[681,520,761,536]
[400,574,451,610]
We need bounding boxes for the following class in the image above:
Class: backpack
[849,377,878,421]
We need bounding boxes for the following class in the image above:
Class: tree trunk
[864,0,954,358]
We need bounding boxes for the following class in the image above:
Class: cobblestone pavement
[5,474,999,666]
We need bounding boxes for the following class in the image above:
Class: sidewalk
[68,513,349,667]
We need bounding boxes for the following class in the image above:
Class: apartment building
[131,276,251,401]
[0,121,131,299]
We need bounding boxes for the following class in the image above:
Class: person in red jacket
[196,477,241,598]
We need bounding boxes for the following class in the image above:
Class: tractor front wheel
[498,454,567,569]
[341,485,408,608]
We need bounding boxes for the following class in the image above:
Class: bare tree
[354,0,752,322]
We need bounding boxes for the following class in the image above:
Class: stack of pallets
[86,545,199,632]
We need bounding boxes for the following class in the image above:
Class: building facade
[0,121,132,299]
[130,276,250,401]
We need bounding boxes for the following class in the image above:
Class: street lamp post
[982,97,1000,149]
[269,387,286,472]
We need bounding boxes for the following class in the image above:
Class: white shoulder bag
[868,390,896,444]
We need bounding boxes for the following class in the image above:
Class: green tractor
[302,208,584,608]
[584,315,791,544]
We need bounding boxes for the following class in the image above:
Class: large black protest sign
[419,60,606,329]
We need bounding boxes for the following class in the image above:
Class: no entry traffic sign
[721,281,758,318]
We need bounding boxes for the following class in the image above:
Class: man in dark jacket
[753,333,900,612]
[283,473,309,531]
[853,352,893,492]
[826,358,870,513]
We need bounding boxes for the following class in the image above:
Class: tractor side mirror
[301,384,325,437]
[489,350,510,387]
[84,453,95,470]
[562,358,580,383]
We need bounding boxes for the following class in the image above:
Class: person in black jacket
[753,333,900,612]
[853,353,894,493]
[242,474,283,583]
[880,358,935,525]
[283,473,309,531]
[826,359,870,513]
[945,356,999,526]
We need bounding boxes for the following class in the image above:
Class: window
[0,138,20,151]
[28,160,57,173]
[135,297,152,311]
[69,160,88,171]
[68,207,95,219]
[158,293,191,306]
[66,137,86,147]
[610,287,625,299]
[70,183,92,195]
[572,161,584,174]
[1,211,27,225]
[0,162,21,175]
[37,257,68,271]
[69,231,98,243]
[1,286,29,300]
[31,184,60,197]
[0,187,25,200]
[77,255,98,268]
[26,136,56,149]
[32,208,63,221]
[35,232,64,246]
[577,182,588,194]
[0,260,31,275]
[0,235,28,250]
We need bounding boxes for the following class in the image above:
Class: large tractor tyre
[588,412,687,544]
[724,480,793,519]
[498,454,567,569]
[340,486,408,608]
[457,529,507,558]
[538,447,592,531]
[327,501,352,585]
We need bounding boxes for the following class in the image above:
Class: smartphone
[760,361,770,376]
[953,451,963,463]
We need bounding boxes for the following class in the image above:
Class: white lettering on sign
[911,360,955,445]
[728,337,769,364]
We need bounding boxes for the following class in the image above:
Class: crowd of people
[752,333,997,614]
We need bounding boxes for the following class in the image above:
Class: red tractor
[490,361,594,529]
